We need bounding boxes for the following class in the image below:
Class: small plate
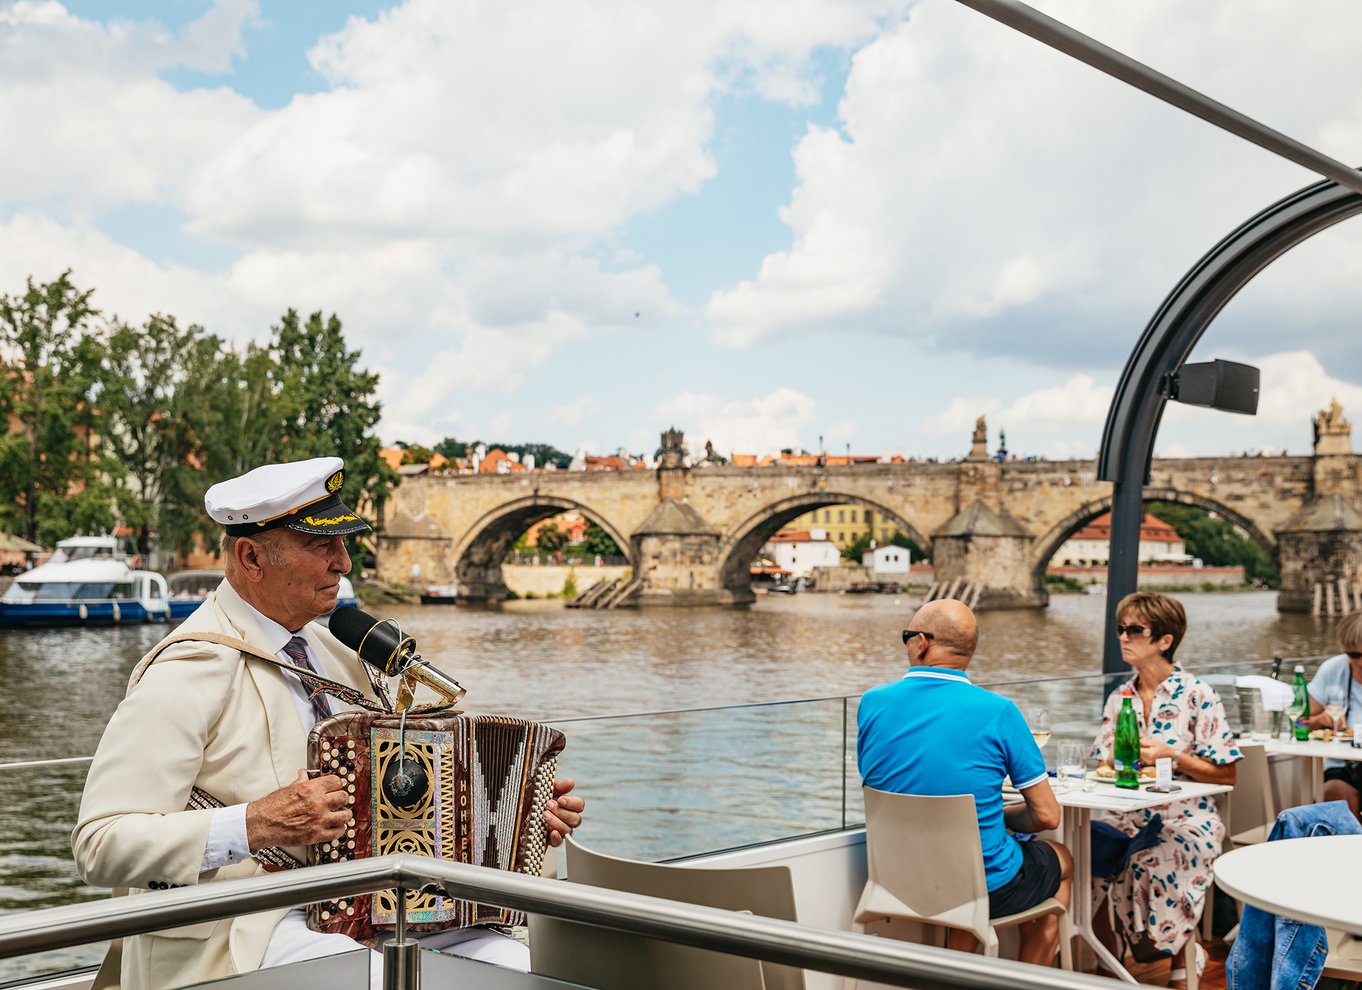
[1088,770,1155,786]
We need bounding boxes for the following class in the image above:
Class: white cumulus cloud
[653,387,820,456]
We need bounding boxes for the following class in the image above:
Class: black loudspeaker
[1172,359,1260,415]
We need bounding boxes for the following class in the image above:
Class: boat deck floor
[1093,936,1228,988]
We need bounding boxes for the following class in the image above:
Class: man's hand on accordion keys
[544,778,585,846]
[246,769,354,850]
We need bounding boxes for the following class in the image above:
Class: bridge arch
[451,495,632,601]
[1029,491,1276,588]
[716,492,929,594]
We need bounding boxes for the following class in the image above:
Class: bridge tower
[929,416,1047,609]
[632,429,751,606]
[1277,401,1362,613]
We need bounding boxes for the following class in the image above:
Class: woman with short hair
[1090,592,1240,986]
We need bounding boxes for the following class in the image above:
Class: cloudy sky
[4,0,1362,462]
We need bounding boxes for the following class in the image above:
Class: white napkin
[1236,674,1296,712]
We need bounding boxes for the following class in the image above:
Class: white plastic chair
[848,788,1071,981]
[1205,743,1276,939]
[529,835,804,990]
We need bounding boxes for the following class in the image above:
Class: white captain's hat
[205,456,371,537]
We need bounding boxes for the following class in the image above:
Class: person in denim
[1226,800,1362,990]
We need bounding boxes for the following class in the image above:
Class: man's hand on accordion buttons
[544,778,584,846]
[246,769,353,850]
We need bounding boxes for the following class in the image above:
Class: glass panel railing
[0,651,1336,982]
[547,697,851,862]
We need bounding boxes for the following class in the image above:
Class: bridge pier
[1277,405,1362,613]
[932,500,1048,610]
[631,496,754,607]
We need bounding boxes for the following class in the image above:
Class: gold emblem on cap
[326,470,344,493]
[303,513,360,526]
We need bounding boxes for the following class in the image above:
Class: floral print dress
[1090,665,1242,957]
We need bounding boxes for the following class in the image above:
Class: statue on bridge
[968,415,990,461]
[1313,398,1353,456]
[695,439,724,468]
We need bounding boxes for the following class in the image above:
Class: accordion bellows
[306,710,566,939]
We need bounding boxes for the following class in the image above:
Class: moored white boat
[0,537,171,627]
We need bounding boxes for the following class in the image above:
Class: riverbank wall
[801,563,1247,593]
[502,563,629,599]
[1047,565,1247,589]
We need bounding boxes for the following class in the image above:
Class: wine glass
[1325,701,1345,732]
[1025,706,1052,750]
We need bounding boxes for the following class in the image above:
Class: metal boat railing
[0,853,1134,990]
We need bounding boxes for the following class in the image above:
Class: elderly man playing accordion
[73,457,584,989]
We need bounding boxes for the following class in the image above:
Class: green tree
[270,309,398,542]
[433,437,468,460]
[97,314,214,556]
[843,533,873,562]
[581,523,621,557]
[396,443,436,465]
[1146,501,1279,587]
[0,272,114,545]
[535,522,569,553]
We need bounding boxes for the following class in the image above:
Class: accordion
[306,709,566,939]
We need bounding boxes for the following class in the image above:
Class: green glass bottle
[1113,690,1141,789]
[1293,665,1311,742]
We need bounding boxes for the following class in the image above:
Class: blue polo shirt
[857,666,1048,891]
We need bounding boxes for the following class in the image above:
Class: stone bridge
[377,417,1362,611]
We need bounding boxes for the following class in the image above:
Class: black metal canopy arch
[1096,175,1362,675]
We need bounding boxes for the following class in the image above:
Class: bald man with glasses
[857,599,1072,967]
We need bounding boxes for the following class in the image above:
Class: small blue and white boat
[0,536,171,626]
[167,569,360,621]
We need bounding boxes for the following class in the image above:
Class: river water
[0,591,1342,978]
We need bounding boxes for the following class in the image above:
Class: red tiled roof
[1072,511,1182,544]
[768,530,834,543]
[479,449,527,473]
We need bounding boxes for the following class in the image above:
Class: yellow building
[787,505,898,551]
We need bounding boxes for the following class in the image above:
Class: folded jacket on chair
[1090,814,1164,879]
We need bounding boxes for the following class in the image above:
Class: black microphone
[328,606,465,704]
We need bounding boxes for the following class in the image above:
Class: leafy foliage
[534,522,569,552]
[271,310,398,534]
[0,272,112,545]
[581,523,622,556]
[0,274,396,561]
[1146,501,1279,587]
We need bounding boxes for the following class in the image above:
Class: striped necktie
[281,635,332,723]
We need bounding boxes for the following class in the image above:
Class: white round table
[1215,835,1362,934]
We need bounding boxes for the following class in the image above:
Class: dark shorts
[988,838,1062,919]
[1324,764,1362,791]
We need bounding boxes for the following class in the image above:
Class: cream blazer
[72,579,382,989]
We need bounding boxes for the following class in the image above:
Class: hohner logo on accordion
[306,710,566,939]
